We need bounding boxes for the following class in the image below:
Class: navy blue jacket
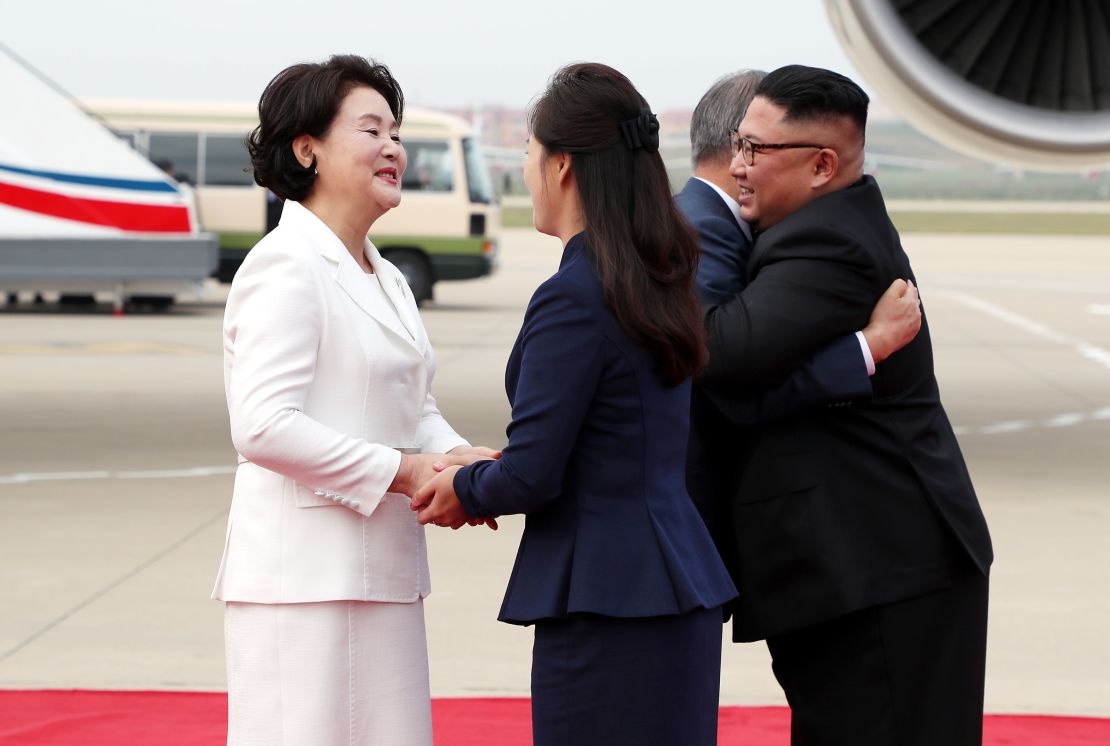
[676,177,754,305]
[454,233,737,625]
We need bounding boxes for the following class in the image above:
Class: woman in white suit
[212,55,496,745]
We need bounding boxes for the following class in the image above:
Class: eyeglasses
[729,130,826,166]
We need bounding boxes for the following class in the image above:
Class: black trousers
[767,571,989,746]
[531,606,723,746]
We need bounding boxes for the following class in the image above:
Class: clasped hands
[390,446,500,531]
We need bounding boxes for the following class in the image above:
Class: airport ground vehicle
[83,99,500,302]
[0,45,217,311]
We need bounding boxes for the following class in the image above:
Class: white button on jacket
[212,200,467,604]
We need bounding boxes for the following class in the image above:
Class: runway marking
[0,341,211,356]
[1089,304,1110,316]
[0,465,236,485]
[953,406,1110,436]
[919,275,1110,295]
[935,289,1110,373]
[934,291,1110,437]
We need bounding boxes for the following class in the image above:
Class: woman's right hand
[389,451,496,496]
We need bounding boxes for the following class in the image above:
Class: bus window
[204,134,253,186]
[79,98,498,296]
[463,137,494,204]
[149,133,199,185]
[402,140,453,192]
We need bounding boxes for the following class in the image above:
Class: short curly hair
[247,55,404,201]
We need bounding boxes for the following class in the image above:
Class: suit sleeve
[416,389,470,455]
[705,333,871,425]
[701,228,880,392]
[693,211,749,305]
[225,249,401,516]
[452,281,604,518]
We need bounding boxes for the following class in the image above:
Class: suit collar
[559,231,588,270]
[279,200,422,350]
[683,178,752,243]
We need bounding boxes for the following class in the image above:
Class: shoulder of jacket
[244,229,325,270]
[228,235,330,305]
[526,265,601,327]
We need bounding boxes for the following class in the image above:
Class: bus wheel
[384,251,433,305]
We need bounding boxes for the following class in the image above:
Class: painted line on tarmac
[920,275,1110,295]
[0,465,237,485]
[935,289,1110,372]
[0,341,211,356]
[935,290,1110,437]
[953,406,1110,437]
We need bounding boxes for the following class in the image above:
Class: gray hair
[690,69,767,167]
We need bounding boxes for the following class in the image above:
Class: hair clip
[620,109,660,152]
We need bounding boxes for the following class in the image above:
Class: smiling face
[730,96,830,232]
[309,85,407,222]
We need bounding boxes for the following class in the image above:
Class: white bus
[81,98,499,302]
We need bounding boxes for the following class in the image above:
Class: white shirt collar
[694,176,752,242]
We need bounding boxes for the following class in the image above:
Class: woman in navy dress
[411,63,736,746]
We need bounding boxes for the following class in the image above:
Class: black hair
[755,65,869,137]
[247,55,404,201]
[529,63,707,386]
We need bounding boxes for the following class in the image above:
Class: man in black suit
[700,65,992,746]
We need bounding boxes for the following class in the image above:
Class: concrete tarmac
[1,228,1108,716]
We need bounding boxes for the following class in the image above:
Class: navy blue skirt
[531,605,722,746]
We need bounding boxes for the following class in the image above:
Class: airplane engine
[825,0,1110,172]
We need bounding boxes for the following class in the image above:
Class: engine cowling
[826,0,1110,171]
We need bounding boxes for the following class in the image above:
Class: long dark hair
[529,63,707,385]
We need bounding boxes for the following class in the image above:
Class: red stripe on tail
[0,181,192,233]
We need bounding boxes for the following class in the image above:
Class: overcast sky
[5,0,865,112]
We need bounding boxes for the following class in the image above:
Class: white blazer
[212,200,467,604]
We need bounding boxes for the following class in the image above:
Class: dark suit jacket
[676,177,753,304]
[701,176,993,642]
[677,177,871,538]
[677,177,870,424]
[454,232,737,625]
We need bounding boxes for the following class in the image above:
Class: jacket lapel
[280,201,422,353]
[365,241,424,347]
[688,177,752,243]
[333,255,420,350]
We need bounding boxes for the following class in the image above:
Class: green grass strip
[446,206,1110,236]
[889,211,1110,235]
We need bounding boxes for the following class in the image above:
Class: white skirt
[224,599,432,746]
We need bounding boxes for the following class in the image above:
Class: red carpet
[1,690,1108,745]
